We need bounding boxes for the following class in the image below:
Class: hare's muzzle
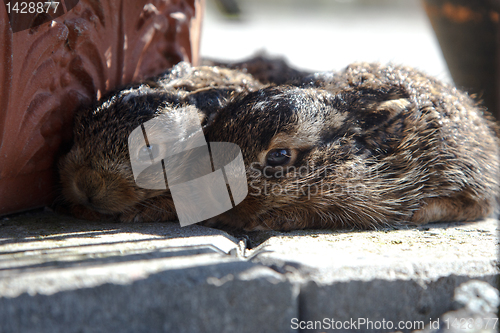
[69,167,139,214]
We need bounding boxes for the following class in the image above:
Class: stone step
[0,211,497,332]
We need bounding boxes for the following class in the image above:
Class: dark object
[203,53,312,85]
[213,0,240,17]
[423,0,500,121]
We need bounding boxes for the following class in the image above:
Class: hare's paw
[57,203,113,221]
[118,200,178,223]
[411,197,494,224]
[119,211,145,223]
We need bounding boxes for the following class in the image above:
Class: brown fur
[204,63,500,230]
[58,62,264,222]
[59,61,500,231]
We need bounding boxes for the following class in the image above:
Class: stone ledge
[0,211,497,332]
[249,219,498,283]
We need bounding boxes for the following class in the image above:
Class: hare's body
[59,63,264,222]
[60,62,499,230]
[205,63,499,230]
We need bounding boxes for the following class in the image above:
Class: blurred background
[200,0,451,82]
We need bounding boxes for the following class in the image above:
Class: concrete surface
[248,219,499,332]
[415,280,499,333]
[0,210,497,332]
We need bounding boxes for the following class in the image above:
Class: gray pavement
[0,210,497,332]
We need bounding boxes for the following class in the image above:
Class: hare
[203,63,500,230]
[58,62,264,222]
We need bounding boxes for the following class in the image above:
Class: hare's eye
[137,144,159,162]
[266,149,291,167]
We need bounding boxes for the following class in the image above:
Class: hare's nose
[74,168,105,205]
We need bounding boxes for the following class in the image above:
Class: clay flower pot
[422,0,500,121]
[0,0,204,215]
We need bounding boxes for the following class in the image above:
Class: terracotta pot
[0,0,204,215]
[422,0,500,121]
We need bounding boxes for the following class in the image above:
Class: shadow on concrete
[0,208,483,251]
[0,209,241,275]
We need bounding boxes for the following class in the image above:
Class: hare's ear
[367,97,410,130]
[187,88,231,127]
[350,91,412,152]
[353,89,411,132]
